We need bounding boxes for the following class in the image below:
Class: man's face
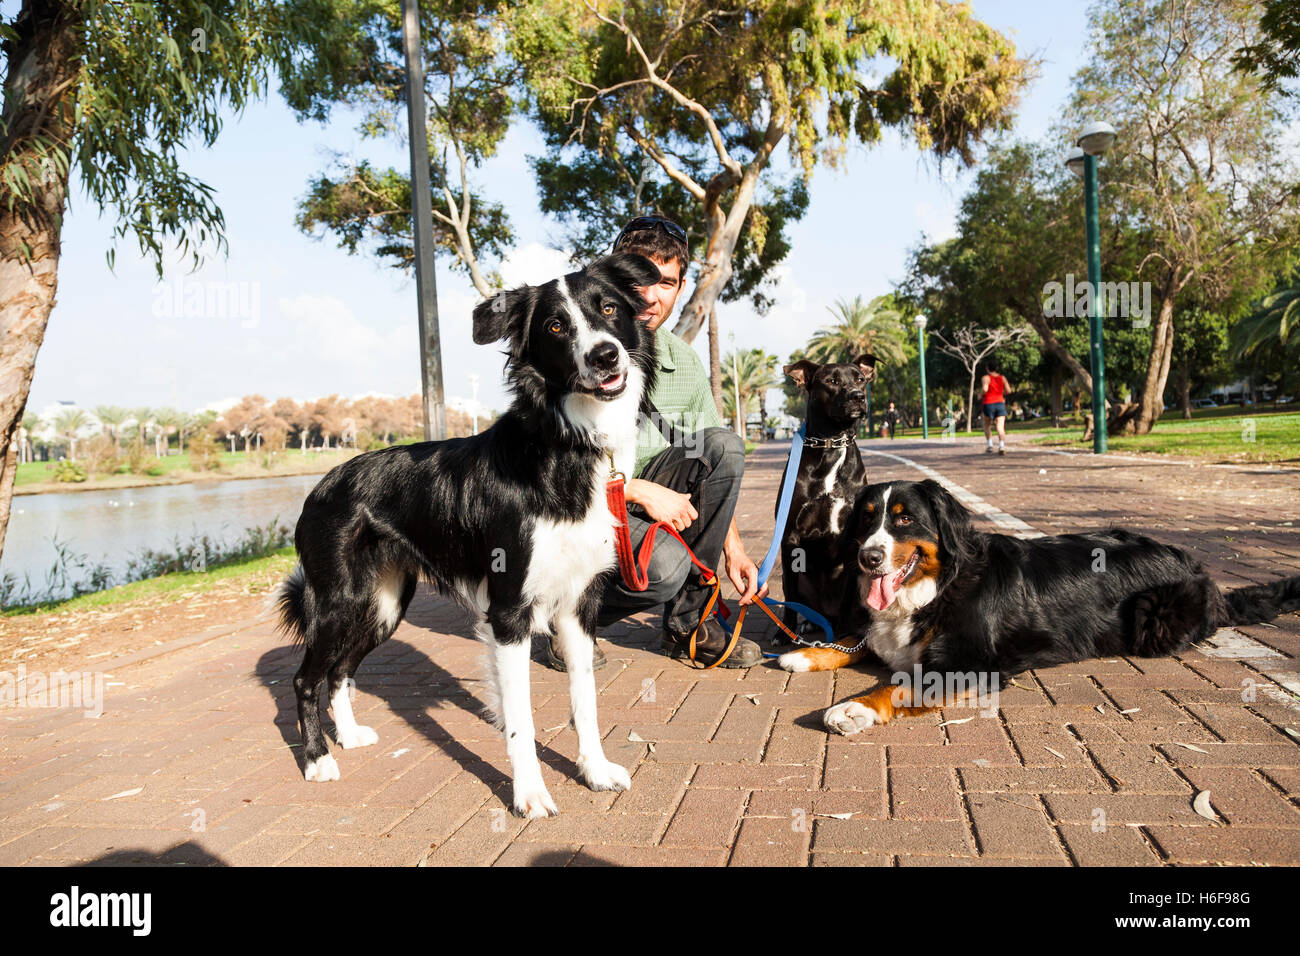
[633,255,683,332]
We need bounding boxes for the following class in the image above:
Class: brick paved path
[2,434,1297,865]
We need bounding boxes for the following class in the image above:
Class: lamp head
[1065,146,1086,178]
[1077,121,1117,156]
[914,314,928,330]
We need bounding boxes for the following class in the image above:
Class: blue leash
[719,424,838,656]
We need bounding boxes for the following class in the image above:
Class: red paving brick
[2,436,1297,866]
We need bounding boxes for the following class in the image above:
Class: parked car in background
[1193,398,1219,408]
[1277,395,1294,404]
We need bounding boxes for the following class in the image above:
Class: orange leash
[605,457,739,669]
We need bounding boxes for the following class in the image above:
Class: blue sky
[26,1,1090,422]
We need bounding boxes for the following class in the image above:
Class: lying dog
[779,479,1300,735]
[276,252,661,817]
[777,355,877,639]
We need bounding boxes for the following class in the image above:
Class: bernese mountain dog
[778,479,1300,736]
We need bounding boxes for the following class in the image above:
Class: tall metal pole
[402,0,446,441]
[1083,153,1107,454]
[917,325,929,440]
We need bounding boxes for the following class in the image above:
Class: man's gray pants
[597,427,746,635]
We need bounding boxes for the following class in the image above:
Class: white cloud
[498,242,574,287]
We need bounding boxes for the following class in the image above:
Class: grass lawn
[1024,407,1300,462]
[1,546,298,618]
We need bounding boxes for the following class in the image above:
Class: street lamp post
[1066,121,1117,455]
[914,314,929,440]
[729,331,743,440]
[401,0,447,442]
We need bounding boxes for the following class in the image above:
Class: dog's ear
[853,353,880,382]
[588,252,664,298]
[784,359,820,391]
[916,478,974,567]
[473,286,536,346]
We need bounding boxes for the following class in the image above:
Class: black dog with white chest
[776,355,878,638]
[275,252,661,818]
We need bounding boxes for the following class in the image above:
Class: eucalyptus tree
[289,1,522,296]
[0,0,357,561]
[515,0,1031,394]
[1067,0,1300,434]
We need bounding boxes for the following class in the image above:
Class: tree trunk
[707,305,723,420]
[0,3,81,565]
[965,367,977,434]
[1178,356,1192,420]
[1134,291,1177,435]
[1024,310,1095,394]
[1050,364,1063,426]
[671,161,769,344]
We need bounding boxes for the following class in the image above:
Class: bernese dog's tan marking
[779,645,872,672]
[823,681,983,733]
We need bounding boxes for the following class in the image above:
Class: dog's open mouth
[865,548,921,611]
[589,370,627,399]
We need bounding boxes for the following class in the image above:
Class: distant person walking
[882,401,900,440]
[981,358,1010,456]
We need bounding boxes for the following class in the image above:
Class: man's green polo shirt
[634,326,722,475]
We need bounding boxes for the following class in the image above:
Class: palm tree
[1233,279,1299,406]
[1234,282,1299,358]
[151,408,182,457]
[19,411,42,463]
[92,405,129,450]
[806,295,909,367]
[52,408,91,459]
[722,348,780,439]
[128,407,154,446]
[176,413,202,455]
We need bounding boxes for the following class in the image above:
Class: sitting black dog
[776,355,878,641]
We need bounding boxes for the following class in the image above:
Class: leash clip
[605,450,624,482]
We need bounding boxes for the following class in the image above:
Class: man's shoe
[545,634,607,673]
[998,444,1006,456]
[662,617,762,668]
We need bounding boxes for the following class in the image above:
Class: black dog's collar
[802,433,857,448]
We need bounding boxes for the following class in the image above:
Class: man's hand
[625,478,697,531]
[723,523,768,605]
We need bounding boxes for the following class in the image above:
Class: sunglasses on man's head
[612,216,688,251]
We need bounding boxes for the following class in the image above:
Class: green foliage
[1233,0,1300,95]
[52,459,87,483]
[515,0,1030,337]
[806,294,909,366]
[280,1,521,286]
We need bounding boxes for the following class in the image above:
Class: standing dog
[777,355,877,638]
[275,252,661,817]
[779,479,1300,735]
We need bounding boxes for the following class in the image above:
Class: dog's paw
[578,757,631,793]
[304,753,341,782]
[512,782,559,819]
[777,650,813,673]
[337,725,379,749]
[823,701,881,736]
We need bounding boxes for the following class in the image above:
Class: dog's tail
[270,562,310,646]
[1220,574,1300,627]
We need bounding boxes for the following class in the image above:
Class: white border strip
[860,446,1045,539]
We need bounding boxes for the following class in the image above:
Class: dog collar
[801,433,857,448]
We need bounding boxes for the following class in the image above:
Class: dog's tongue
[866,570,900,611]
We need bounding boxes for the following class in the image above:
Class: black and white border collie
[275,252,661,817]
[779,479,1300,734]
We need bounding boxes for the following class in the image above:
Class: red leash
[604,455,738,668]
